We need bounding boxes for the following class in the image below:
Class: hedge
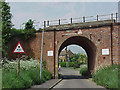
[59,62,74,67]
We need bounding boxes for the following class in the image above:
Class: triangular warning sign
[13,42,25,53]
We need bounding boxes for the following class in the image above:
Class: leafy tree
[1,2,36,57]
[1,2,13,57]
[25,19,34,30]
[70,53,87,68]
[2,2,13,40]
[78,53,87,64]
[23,19,36,40]
[72,53,80,61]
[0,1,2,58]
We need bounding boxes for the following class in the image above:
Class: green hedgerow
[59,62,66,67]
[59,62,75,67]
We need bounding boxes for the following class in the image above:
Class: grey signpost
[40,21,45,80]
[118,1,120,22]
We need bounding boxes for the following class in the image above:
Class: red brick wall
[118,24,120,64]
[8,33,42,60]
[112,25,119,64]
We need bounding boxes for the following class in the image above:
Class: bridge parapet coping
[45,20,115,31]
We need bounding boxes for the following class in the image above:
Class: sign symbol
[13,42,25,53]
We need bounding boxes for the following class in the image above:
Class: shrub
[59,62,66,67]
[11,28,36,41]
[73,61,80,68]
[92,64,119,89]
[80,66,88,76]
[68,62,74,67]
[42,60,47,69]
[59,62,75,67]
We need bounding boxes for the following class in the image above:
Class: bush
[68,62,74,67]
[11,28,36,41]
[59,62,74,67]
[80,66,88,76]
[59,62,66,67]
[92,64,119,89]
[73,63,80,68]
[2,59,52,89]
[42,60,47,69]
[73,61,80,68]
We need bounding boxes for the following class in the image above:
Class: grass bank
[0,69,2,90]
[92,64,119,89]
[2,59,52,89]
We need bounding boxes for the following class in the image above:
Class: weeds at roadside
[2,58,52,89]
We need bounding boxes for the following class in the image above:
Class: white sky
[8,2,118,29]
[62,45,87,55]
[6,0,120,2]
[6,1,119,54]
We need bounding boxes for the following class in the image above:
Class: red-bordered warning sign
[13,42,25,53]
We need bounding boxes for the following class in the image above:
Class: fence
[43,13,119,27]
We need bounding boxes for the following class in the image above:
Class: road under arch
[58,36,97,76]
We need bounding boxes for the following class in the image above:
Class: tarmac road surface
[53,68,106,89]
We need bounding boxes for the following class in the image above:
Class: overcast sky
[8,1,118,54]
[9,2,118,29]
[62,45,87,55]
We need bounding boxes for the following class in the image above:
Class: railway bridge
[8,13,120,78]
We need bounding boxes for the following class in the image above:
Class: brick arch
[57,36,97,76]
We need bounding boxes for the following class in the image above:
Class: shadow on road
[58,68,90,79]
[59,74,89,79]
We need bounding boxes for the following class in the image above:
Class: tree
[2,2,12,37]
[25,19,34,30]
[23,19,36,40]
[1,2,36,57]
[0,1,2,59]
[78,53,87,64]
[1,2,13,57]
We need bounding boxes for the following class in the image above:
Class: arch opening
[58,36,97,77]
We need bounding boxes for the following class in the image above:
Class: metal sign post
[17,54,20,76]
[118,1,120,22]
[40,21,46,80]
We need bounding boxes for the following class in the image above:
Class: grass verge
[92,64,119,89]
[2,59,52,89]
[0,69,2,90]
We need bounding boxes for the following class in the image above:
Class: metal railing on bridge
[44,13,119,27]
